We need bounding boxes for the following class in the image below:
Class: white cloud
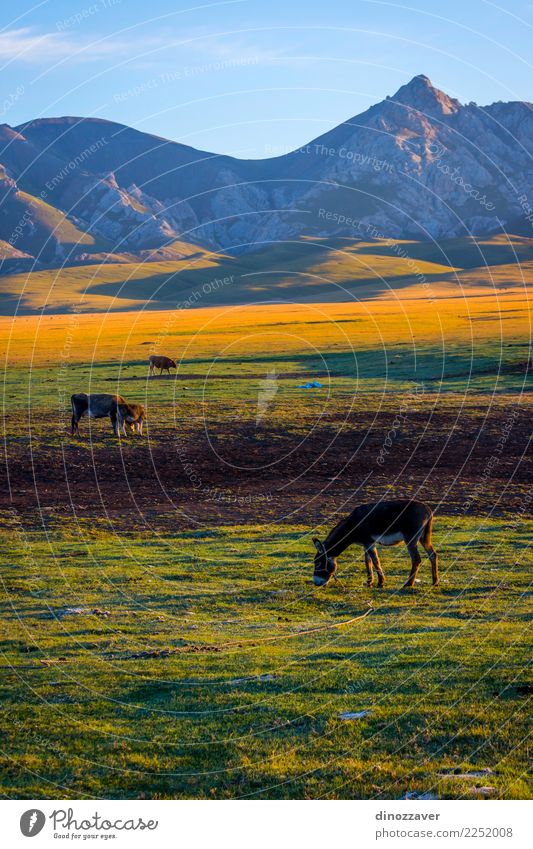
[0,27,172,66]
[0,26,289,69]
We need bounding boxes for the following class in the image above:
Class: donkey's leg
[403,541,422,588]
[422,541,439,585]
[368,545,385,587]
[364,550,374,587]
[421,522,439,585]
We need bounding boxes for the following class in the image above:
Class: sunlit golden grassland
[2,279,531,367]
[2,234,531,395]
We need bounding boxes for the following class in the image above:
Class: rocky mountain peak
[0,76,530,260]
[390,74,462,118]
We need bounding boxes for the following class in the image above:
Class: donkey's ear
[312,537,324,552]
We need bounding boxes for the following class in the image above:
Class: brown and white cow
[71,393,126,436]
[149,355,176,376]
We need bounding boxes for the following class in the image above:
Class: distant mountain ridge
[0,74,532,271]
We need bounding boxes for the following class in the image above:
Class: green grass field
[1,513,531,800]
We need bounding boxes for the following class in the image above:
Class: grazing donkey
[117,402,145,436]
[149,355,176,376]
[312,499,438,588]
[71,393,126,436]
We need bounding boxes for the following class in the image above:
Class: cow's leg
[110,409,119,436]
[364,550,374,587]
[71,404,85,436]
[368,545,385,587]
[404,541,422,588]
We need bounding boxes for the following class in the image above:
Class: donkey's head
[312,538,337,586]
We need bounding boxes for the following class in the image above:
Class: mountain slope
[0,74,532,270]
[1,233,531,315]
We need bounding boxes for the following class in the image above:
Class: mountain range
[0,74,532,274]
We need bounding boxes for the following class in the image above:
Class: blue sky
[0,0,531,157]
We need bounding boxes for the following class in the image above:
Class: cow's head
[312,538,337,586]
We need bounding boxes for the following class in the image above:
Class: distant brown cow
[117,402,145,436]
[149,355,176,376]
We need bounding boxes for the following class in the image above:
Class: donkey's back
[351,499,432,543]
